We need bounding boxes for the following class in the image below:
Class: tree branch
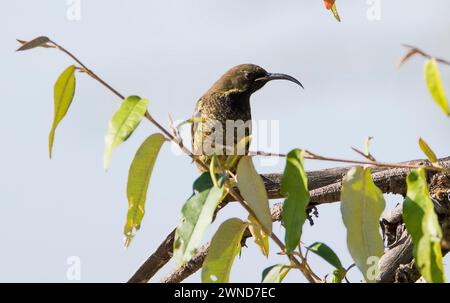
[128,156,450,283]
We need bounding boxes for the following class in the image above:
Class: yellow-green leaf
[124,133,165,248]
[174,173,226,266]
[248,215,269,257]
[424,58,450,115]
[103,96,149,170]
[419,138,438,163]
[280,149,310,253]
[262,265,290,283]
[16,36,50,51]
[202,218,247,283]
[331,3,341,22]
[236,156,272,234]
[340,167,385,282]
[403,168,445,283]
[48,65,76,158]
[330,268,346,283]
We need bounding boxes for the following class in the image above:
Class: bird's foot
[306,206,319,226]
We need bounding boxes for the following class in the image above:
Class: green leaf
[202,218,247,283]
[124,133,165,248]
[331,3,341,22]
[340,166,385,282]
[262,265,290,283]
[419,138,438,163]
[174,174,226,266]
[280,149,310,253]
[16,36,50,51]
[308,242,343,270]
[248,214,270,257]
[48,65,76,158]
[330,268,346,283]
[424,58,450,115]
[236,156,272,234]
[103,96,149,170]
[403,168,445,283]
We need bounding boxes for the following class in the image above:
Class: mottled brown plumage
[191,64,303,172]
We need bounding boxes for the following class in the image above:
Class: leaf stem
[401,44,450,66]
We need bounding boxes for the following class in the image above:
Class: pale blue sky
[1,0,450,282]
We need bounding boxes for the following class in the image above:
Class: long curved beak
[255,73,304,89]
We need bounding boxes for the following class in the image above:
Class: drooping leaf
[331,3,341,22]
[16,36,50,51]
[419,138,438,163]
[103,96,149,170]
[262,265,290,283]
[403,168,445,283]
[308,242,343,270]
[124,133,165,248]
[48,65,76,158]
[248,215,269,257]
[340,166,385,282]
[424,58,450,116]
[174,174,226,266]
[280,149,310,253]
[236,156,272,234]
[202,218,247,283]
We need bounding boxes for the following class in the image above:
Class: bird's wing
[191,98,203,150]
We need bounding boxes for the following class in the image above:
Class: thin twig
[250,150,447,172]
[400,44,450,66]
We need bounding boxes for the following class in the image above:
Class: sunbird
[191,64,303,172]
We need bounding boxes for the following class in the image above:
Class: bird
[191,64,303,172]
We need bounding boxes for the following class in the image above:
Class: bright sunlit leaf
[48,65,76,158]
[262,265,291,283]
[403,168,445,283]
[419,138,438,163]
[236,156,272,234]
[248,214,270,257]
[424,58,450,116]
[340,166,385,282]
[330,268,347,283]
[331,3,341,22]
[103,96,149,170]
[202,218,247,283]
[124,133,165,248]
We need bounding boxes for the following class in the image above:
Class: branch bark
[128,156,450,283]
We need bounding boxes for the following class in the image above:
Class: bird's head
[208,64,303,96]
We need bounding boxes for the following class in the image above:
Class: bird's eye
[447,191,450,201]
[244,71,252,80]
